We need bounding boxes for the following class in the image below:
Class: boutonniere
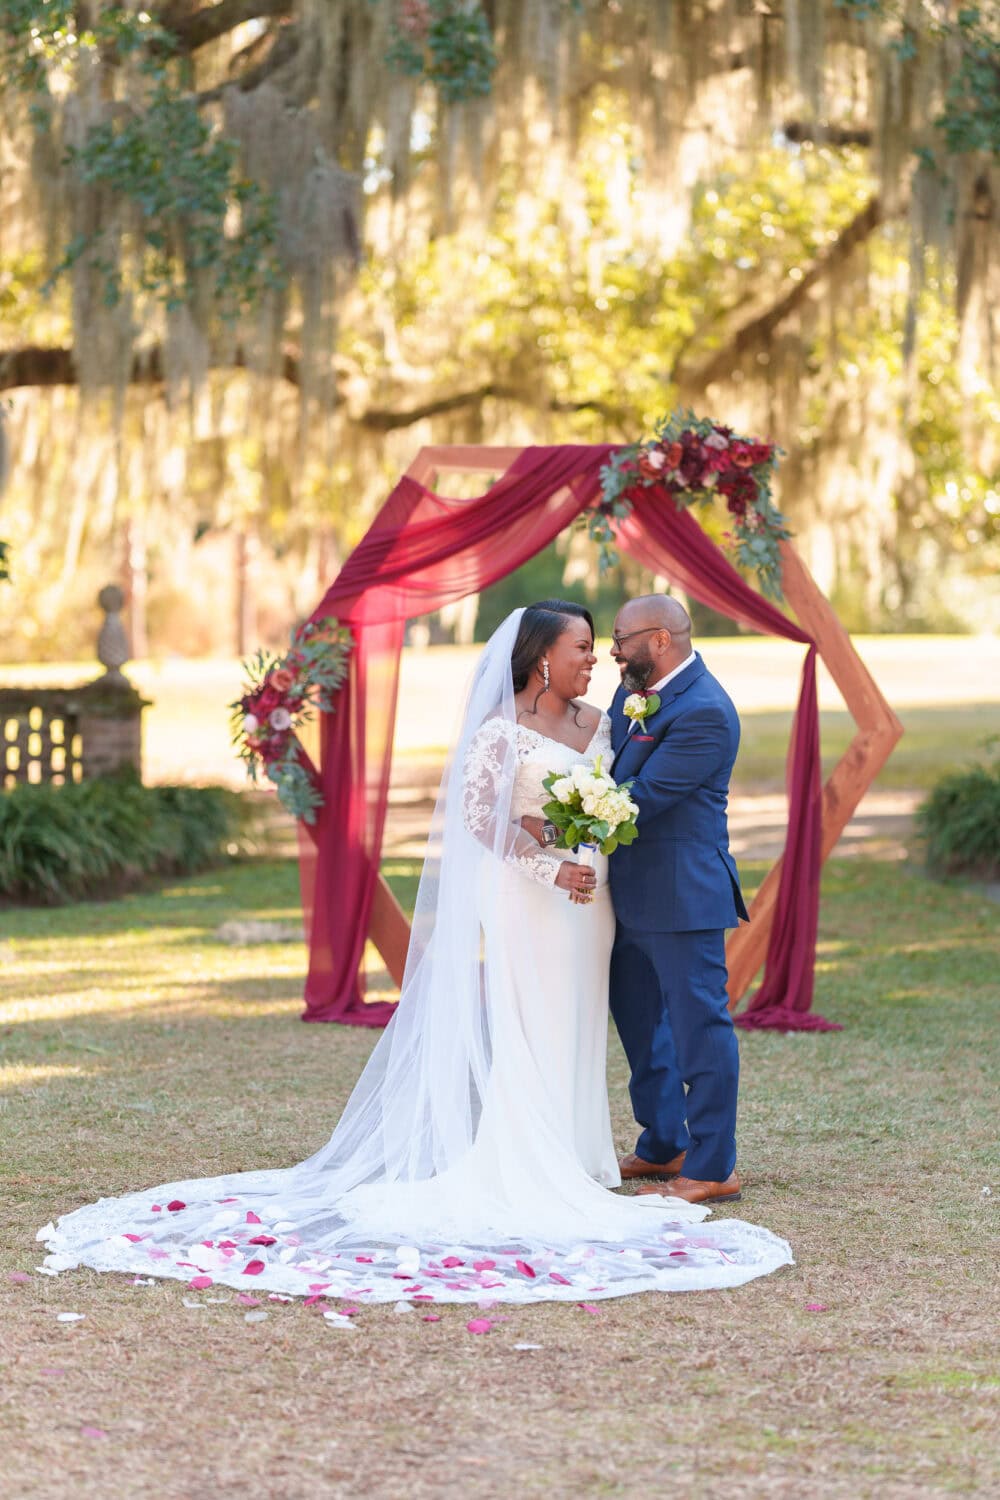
[623,690,661,731]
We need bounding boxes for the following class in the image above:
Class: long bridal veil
[41,610,792,1303]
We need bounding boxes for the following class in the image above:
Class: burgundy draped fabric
[298,445,839,1031]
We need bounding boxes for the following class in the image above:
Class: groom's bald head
[611,594,693,683]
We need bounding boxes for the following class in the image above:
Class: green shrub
[915,748,1000,881]
[0,772,247,904]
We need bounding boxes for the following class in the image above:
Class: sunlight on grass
[0,1063,93,1091]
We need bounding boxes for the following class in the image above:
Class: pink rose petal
[441,1256,464,1268]
[466,1318,492,1334]
[515,1259,536,1279]
[80,1426,107,1440]
[549,1273,571,1285]
[151,1205,162,1213]
[248,1235,277,1246]
[188,1276,213,1290]
[236,1294,260,1306]
[577,1303,601,1315]
[243,1260,265,1276]
[8,1271,31,1283]
[355,1255,373,1263]
[40,1368,64,1377]
[246,1211,262,1224]
[123,1234,143,1243]
[166,1200,186,1213]
[473,1259,496,1272]
[422,1314,441,1322]
[806,1302,828,1312]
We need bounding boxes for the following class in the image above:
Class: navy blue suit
[609,655,748,1181]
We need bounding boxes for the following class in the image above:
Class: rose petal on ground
[515,1260,536,1278]
[150,1206,162,1213]
[248,1235,277,1246]
[55,1312,85,1323]
[577,1303,601,1315]
[244,1310,269,1324]
[236,1294,260,1307]
[166,1201,186,1212]
[422,1314,442,1322]
[267,1293,293,1303]
[123,1234,143,1243]
[132,1278,155,1286]
[246,1211,262,1224]
[466,1318,492,1334]
[806,1302,828,1312]
[393,1301,415,1315]
[243,1260,265,1276]
[188,1276,213,1290]
[473,1259,496,1272]
[355,1256,373,1264]
[8,1271,30,1283]
[40,1368,64,1377]
[441,1256,464,1268]
[80,1427,107,1440]
[549,1273,571,1285]
[514,1344,543,1351]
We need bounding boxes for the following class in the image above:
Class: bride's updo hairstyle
[510,599,596,692]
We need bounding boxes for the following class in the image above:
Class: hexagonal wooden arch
[364,445,904,1014]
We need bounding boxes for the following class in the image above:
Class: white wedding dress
[39,611,792,1303]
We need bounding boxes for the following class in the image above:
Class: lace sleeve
[462,719,562,888]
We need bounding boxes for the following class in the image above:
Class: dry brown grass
[2,856,998,1499]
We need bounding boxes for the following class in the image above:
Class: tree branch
[673,195,884,396]
[782,120,874,148]
[156,0,292,55]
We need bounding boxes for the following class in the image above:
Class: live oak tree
[0,0,996,653]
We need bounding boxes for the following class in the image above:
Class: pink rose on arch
[270,667,295,694]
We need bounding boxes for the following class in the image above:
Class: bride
[40,603,792,1304]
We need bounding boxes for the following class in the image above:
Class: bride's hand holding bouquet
[542,756,639,904]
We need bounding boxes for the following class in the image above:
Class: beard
[620,648,655,693]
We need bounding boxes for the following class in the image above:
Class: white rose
[623,693,647,720]
[551,776,574,804]
[243,714,259,734]
[269,706,292,732]
[582,794,600,815]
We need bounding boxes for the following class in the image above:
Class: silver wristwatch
[540,820,559,847]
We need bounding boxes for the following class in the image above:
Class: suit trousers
[609,924,739,1182]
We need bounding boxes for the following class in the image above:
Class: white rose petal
[55,1312,85,1323]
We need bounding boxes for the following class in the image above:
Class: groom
[605,594,748,1205]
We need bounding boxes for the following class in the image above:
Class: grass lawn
[1,856,998,1498]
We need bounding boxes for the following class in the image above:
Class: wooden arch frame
[366,445,904,1013]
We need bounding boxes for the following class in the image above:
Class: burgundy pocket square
[633,734,655,742]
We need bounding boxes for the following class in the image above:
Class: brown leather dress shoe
[618,1151,687,1181]
[635,1171,742,1205]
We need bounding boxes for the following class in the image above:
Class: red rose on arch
[679,433,707,484]
[663,441,683,470]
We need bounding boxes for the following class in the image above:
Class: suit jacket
[609,656,749,934]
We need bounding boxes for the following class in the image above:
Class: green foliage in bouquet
[541,756,639,857]
[0,772,243,904]
[230,617,353,824]
[915,743,1000,880]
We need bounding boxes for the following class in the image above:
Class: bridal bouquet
[541,756,639,857]
[230,616,352,823]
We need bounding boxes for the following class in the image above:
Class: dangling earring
[542,659,550,690]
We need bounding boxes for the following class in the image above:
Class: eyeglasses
[611,626,664,652]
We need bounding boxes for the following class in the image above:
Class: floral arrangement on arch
[230,617,352,823]
[591,410,790,600]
